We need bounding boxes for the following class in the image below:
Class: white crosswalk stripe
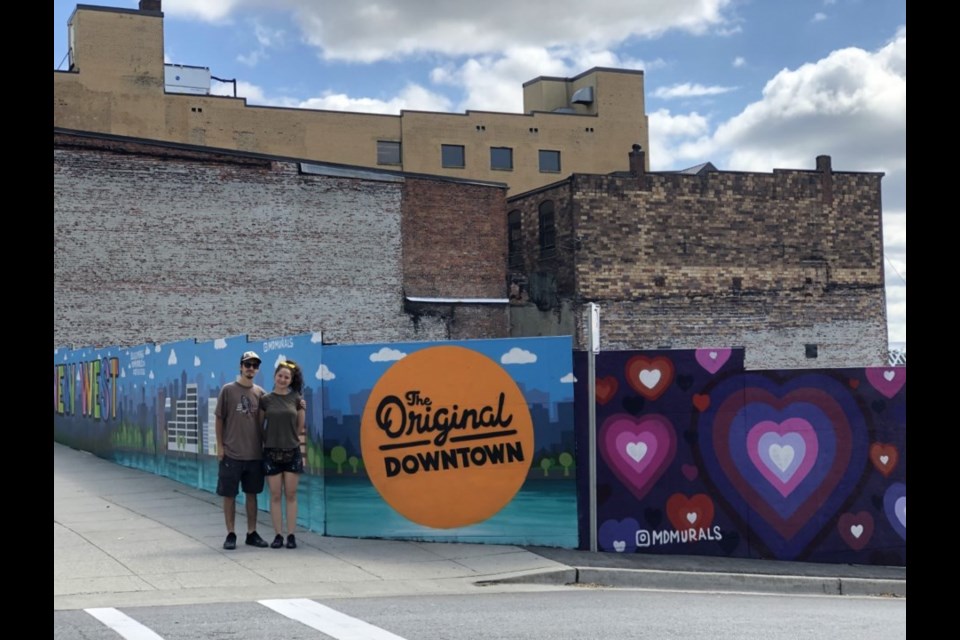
[85,608,165,640]
[260,598,408,640]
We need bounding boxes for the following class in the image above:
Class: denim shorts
[263,447,304,476]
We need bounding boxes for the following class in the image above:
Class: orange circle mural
[361,345,534,529]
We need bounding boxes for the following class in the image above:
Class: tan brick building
[54,1,649,197]
[507,148,888,368]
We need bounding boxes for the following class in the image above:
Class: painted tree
[330,445,347,473]
[349,456,359,473]
[558,452,573,476]
[540,457,554,477]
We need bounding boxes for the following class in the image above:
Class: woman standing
[258,360,306,549]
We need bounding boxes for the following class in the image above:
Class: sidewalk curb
[480,567,906,598]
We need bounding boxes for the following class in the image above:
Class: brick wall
[54,133,459,348]
[508,161,888,367]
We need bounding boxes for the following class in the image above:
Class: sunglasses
[279,361,297,370]
[242,361,260,369]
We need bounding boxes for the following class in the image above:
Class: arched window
[538,200,556,258]
[508,210,523,269]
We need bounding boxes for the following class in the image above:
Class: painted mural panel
[54,334,577,547]
[573,350,906,566]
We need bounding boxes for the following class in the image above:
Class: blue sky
[53,0,906,348]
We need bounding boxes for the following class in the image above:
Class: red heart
[596,376,618,405]
[666,493,715,531]
[869,442,899,477]
[848,379,860,389]
[625,356,675,401]
[692,394,710,412]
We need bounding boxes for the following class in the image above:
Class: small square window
[491,147,513,171]
[442,144,465,168]
[377,141,401,165]
[805,344,818,358]
[539,150,561,173]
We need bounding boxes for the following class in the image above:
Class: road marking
[85,608,164,640]
[260,598,407,640]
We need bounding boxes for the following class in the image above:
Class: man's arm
[215,415,225,460]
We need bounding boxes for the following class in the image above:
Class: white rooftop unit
[164,64,210,95]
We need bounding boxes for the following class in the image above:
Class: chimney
[629,144,647,190]
[816,154,833,207]
[139,0,162,11]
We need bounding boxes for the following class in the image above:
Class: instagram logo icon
[636,529,651,547]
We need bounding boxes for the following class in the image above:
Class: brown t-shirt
[216,381,265,460]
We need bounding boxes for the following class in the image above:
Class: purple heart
[865,367,906,399]
[695,348,732,374]
[599,518,638,553]
[599,414,677,502]
[681,464,698,481]
[747,419,819,497]
[883,482,906,540]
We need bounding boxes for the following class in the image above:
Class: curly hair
[275,359,304,394]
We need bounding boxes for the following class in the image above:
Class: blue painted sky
[53,0,906,347]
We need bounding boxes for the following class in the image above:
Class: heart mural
[625,356,675,401]
[599,518,639,553]
[869,442,899,478]
[697,373,868,559]
[600,413,677,502]
[883,482,906,540]
[596,376,618,405]
[695,348,732,374]
[865,367,906,399]
[666,493,715,531]
[837,512,874,551]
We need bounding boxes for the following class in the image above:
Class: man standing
[215,350,270,549]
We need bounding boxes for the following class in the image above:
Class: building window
[491,147,513,171]
[441,144,465,168]
[508,210,523,268]
[805,344,818,358]
[377,141,401,165]
[538,201,556,258]
[539,150,561,173]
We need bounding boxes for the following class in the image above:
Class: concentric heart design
[695,348,732,374]
[666,493,715,531]
[837,512,874,550]
[865,367,906,399]
[697,373,868,558]
[596,376,618,405]
[625,356,675,400]
[600,413,677,502]
[869,442,899,477]
[883,482,906,540]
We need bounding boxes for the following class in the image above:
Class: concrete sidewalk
[54,443,905,611]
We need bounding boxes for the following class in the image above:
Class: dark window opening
[538,201,556,258]
[491,147,513,171]
[508,210,523,269]
[539,150,561,173]
[441,144,465,168]
[377,141,401,165]
[805,344,818,358]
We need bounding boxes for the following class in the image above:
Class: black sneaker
[286,534,297,549]
[271,534,284,549]
[223,532,237,550]
[245,531,269,548]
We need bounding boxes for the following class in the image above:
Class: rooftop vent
[571,86,594,105]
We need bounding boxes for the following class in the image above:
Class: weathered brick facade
[54,131,508,349]
[508,152,888,368]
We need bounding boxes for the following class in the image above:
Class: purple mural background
[573,349,906,566]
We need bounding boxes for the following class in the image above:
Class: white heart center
[850,524,863,539]
[769,444,795,472]
[686,512,697,524]
[883,370,896,381]
[613,540,626,552]
[709,351,718,360]
[879,455,889,465]
[639,369,661,389]
[626,442,648,463]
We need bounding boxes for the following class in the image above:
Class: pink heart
[864,367,906,399]
[681,464,698,481]
[746,418,819,497]
[695,348,732,374]
[600,414,677,502]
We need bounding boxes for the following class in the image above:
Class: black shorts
[216,456,265,497]
[263,447,304,476]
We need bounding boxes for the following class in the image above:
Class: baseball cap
[240,350,262,364]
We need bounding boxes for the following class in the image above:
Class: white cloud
[652,83,736,99]
[501,347,537,364]
[561,373,577,383]
[272,354,289,370]
[168,350,178,366]
[214,339,228,349]
[316,364,336,381]
[298,84,453,115]
[311,332,323,343]
[194,356,201,366]
[370,347,407,362]
[812,12,827,22]
[732,56,746,68]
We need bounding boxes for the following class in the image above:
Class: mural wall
[573,349,906,566]
[53,334,577,547]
